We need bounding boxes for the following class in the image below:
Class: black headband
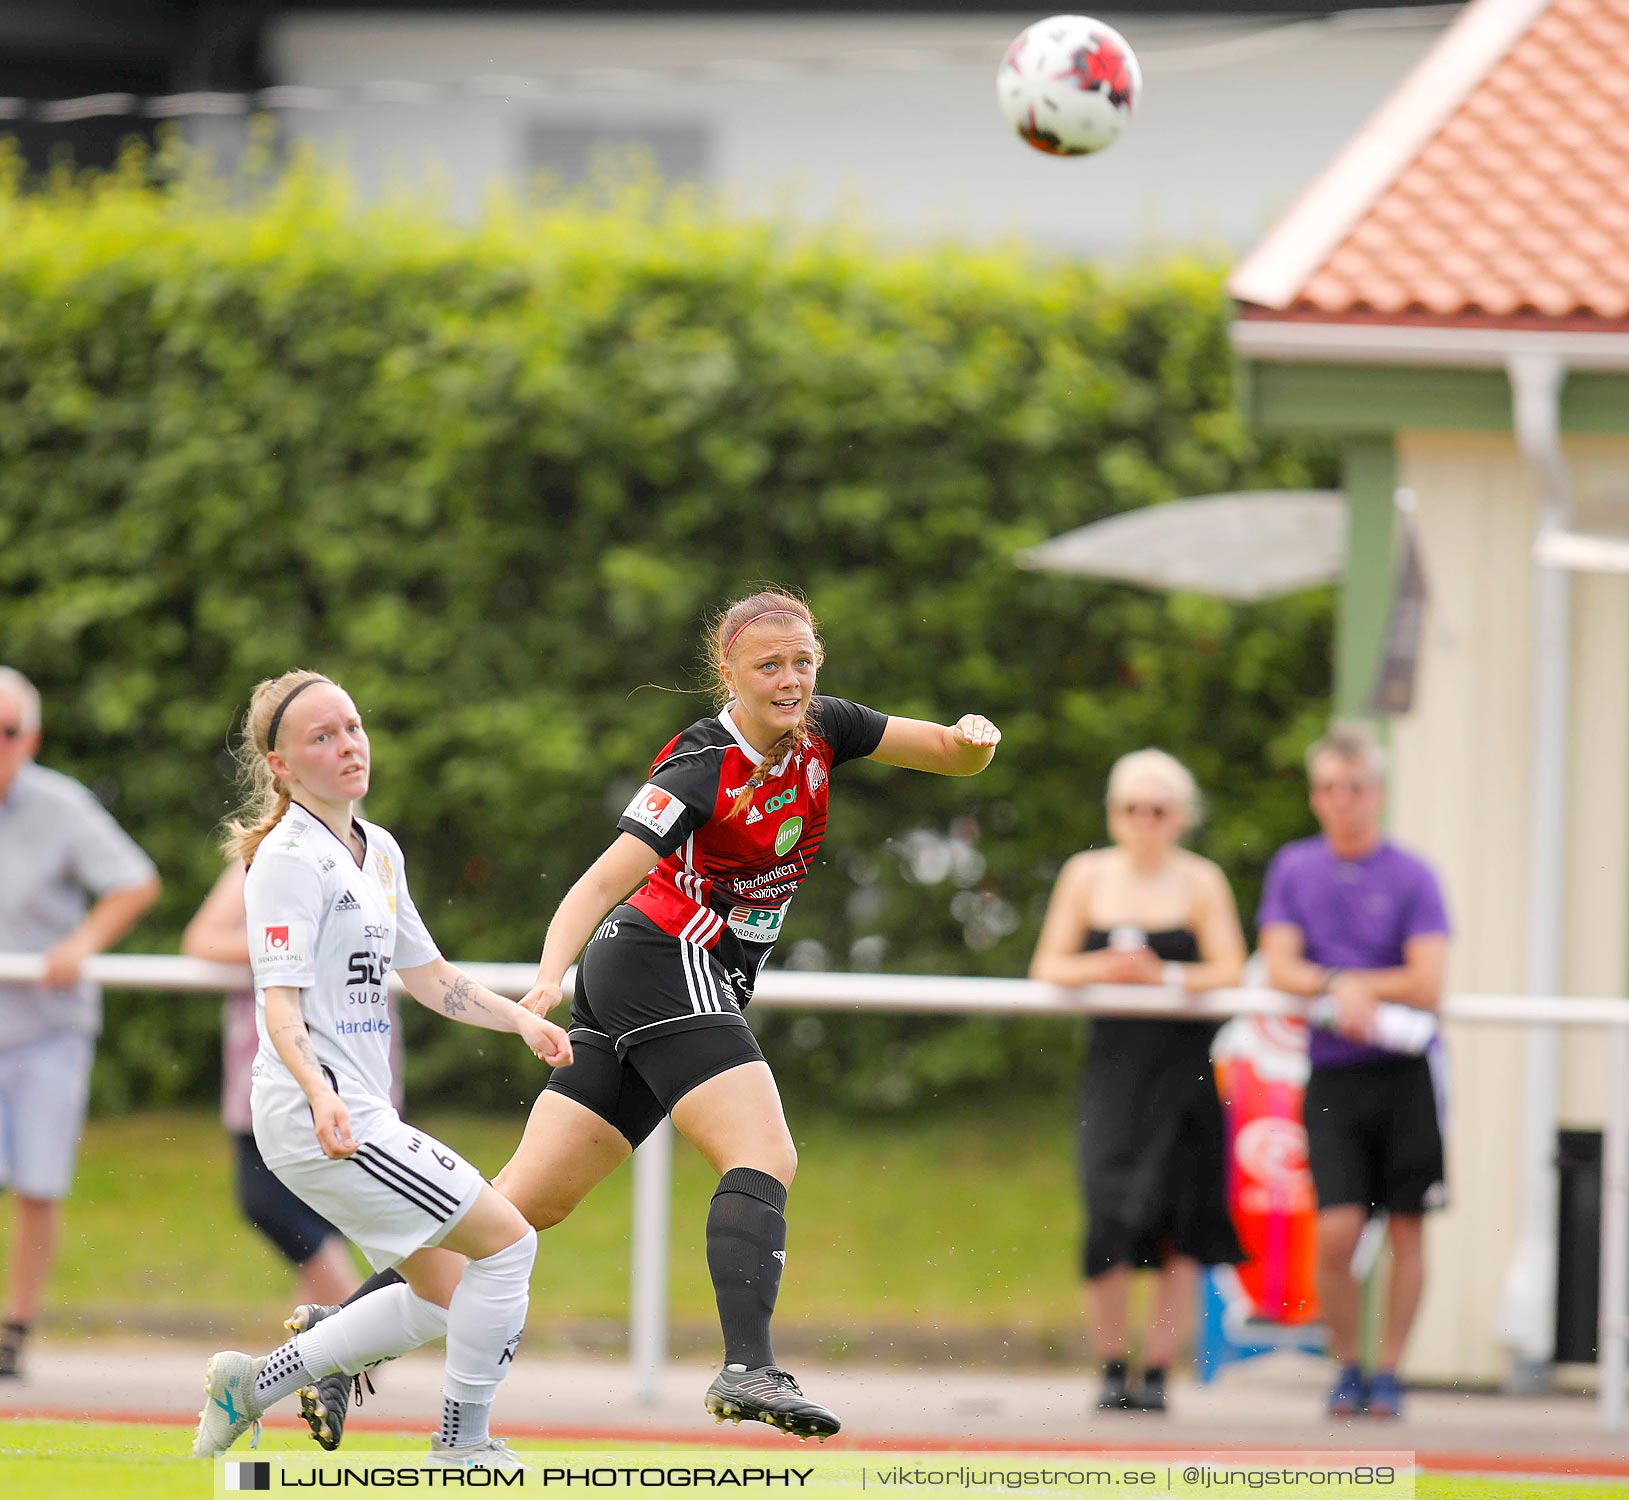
[266,678,321,752]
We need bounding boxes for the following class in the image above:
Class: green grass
[7,1101,1084,1351]
[1,1422,1624,1500]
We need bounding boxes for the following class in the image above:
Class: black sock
[706,1167,788,1369]
[1,1322,26,1347]
[1103,1357,1128,1381]
[341,1268,404,1308]
[1142,1366,1166,1390]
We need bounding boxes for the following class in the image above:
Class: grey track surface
[3,1340,1624,1469]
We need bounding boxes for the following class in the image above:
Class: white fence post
[629,1118,673,1406]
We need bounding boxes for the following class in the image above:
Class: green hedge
[0,150,1334,1114]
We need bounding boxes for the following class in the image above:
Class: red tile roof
[1231,0,1629,331]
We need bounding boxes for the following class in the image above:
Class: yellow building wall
[1557,440,1629,1128]
[1386,431,1629,1384]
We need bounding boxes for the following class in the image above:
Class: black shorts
[233,1132,343,1265]
[543,906,766,1147]
[1303,1054,1448,1216]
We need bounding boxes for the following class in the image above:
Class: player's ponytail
[706,588,822,820]
[222,669,333,865]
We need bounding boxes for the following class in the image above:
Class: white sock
[439,1395,490,1447]
[252,1339,311,1409]
[295,1284,449,1377]
[442,1227,536,1408]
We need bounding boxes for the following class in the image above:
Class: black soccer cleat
[285,1302,368,1451]
[704,1364,841,1442]
[297,1368,375,1451]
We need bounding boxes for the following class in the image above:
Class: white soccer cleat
[425,1436,529,1470]
[192,1351,267,1457]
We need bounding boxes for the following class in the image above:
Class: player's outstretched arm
[396,956,573,1066]
[264,983,356,1159]
[521,833,658,1016]
[868,713,1001,776]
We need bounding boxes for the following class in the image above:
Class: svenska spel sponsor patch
[257,920,312,970]
[624,782,686,837]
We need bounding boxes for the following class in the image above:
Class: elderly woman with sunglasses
[1030,749,1247,1416]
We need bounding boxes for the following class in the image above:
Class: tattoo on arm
[440,971,491,1019]
[271,1019,323,1078]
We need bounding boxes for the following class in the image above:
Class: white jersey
[245,802,438,1167]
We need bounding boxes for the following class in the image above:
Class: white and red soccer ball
[997,15,1141,157]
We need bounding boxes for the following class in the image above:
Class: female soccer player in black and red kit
[496,587,1000,1439]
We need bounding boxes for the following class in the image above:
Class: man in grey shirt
[0,667,161,1377]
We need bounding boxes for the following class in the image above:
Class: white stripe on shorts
[680,936,715,1014]
[618,1012,739,1048]
[677,932,702,1013]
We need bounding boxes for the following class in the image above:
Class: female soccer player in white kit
[192,670,572,1469]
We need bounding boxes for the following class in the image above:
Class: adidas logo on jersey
[335,889,361,912]
[745,805,763,825]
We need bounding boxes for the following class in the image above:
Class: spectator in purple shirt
[1257,722,1450,1422]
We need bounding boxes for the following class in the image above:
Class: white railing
[2,952,1625,1430]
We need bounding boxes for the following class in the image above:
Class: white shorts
[263,1106,485,1271]
[0,1031,95,1200]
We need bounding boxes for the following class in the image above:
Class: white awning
[1016,490,1346,602]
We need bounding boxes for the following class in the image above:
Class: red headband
[722,609,803,659]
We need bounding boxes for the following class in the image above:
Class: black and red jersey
[615,696,887,988]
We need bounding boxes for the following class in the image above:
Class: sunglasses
[1114,801,1173,819]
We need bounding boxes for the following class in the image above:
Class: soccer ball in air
[997,15,1140,157]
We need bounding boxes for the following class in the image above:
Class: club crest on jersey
[625,782,685,837]
[807,758,827,795]
[371,850,398,914]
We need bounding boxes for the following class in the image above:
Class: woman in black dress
[1030,749,1246,1414]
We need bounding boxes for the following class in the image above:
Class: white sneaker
[192,1351,267,1457]
[425,1436,529,1470]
